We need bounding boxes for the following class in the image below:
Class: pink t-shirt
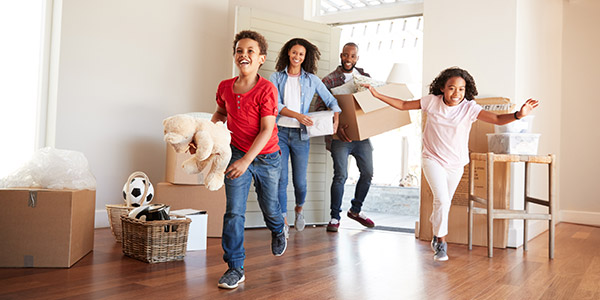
[421,94,483,168]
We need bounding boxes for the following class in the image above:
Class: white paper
[306,111,334,137]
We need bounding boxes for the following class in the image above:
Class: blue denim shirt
[270,68,342,140]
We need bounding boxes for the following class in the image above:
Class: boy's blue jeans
[277,126,310,217]
[329,139,374,220]
[222,145,284,269]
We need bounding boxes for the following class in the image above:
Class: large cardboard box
[154,182,225,237]
[334,84,413,141]
[165,144,205,185]
[0,188,96,268]
[419,98,514,248]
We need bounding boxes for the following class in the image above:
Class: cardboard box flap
[353,83,414,113]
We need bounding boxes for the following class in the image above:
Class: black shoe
[217,267,245,289]
[271,230,287,256]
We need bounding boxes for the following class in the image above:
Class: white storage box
[487,133,540,155]
[494,115,534,133]
[170,209,207,251]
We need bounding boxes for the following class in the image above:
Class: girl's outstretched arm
[364,84,421,111]
[477,98,539,125]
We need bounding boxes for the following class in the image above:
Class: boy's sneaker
[217,267,245,289]
[347,210,375,228]
[272,229,287,256]
[431,236,439,253]
[295,211,306,232]
[326,218,340,232]
[434,242,449,261]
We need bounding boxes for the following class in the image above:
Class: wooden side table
[468,153,556,258]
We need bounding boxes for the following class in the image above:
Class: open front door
[234,6,340,227]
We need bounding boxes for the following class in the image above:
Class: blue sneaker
[434,242,448,261]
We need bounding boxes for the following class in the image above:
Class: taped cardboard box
[334,83,413,141]
[419,97,514,247]
[165,144,205,185]
[0,188,95,268]
[154,182,225,237]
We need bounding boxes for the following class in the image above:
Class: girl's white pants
[422,157,464,237]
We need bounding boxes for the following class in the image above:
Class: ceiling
[319,0,421,15]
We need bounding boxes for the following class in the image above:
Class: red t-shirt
[216,75,279,154]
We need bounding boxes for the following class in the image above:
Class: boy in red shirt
[212,30,287,289]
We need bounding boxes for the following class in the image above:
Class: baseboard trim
[560,210,600,226]
[95,208,109,228]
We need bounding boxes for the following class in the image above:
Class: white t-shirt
[277,74,302,128]
[421,94,483,168]
[343,68,360,83]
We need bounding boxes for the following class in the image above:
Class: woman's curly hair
[429,67,478,100]
[275,38,321,74]
[232,30,268,55]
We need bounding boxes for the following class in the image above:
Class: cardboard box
[419,98,514,247]
[171,209,207,251]
[165,144,205,185]
[154,182,225,237]
[0,188,95,268]
[334,84,413,141]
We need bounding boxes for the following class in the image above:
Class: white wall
[560,0,600,225]
[53,0,231,227]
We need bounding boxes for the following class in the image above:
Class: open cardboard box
[334,83,413,141]
[0,188,95,268]
[419,97,515,248]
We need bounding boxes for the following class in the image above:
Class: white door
[234,6,340,227]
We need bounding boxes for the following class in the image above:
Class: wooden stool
[467,153,556,259]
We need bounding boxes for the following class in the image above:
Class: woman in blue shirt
[270,38,341,233]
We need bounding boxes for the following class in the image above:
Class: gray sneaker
[431,236,438,253]
[217,267,245,289]
[295,211,305,231]
[272,229,287,256]
[434,242,448,261]
[284,223,290,238]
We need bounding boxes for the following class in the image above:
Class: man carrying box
[315,42,375,232]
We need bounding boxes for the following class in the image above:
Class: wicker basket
[120,215,191,263]
[106,171,151,242]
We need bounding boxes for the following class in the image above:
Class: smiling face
[288,44,306,70]
[441,76,466,106]
[234,38,265,76]
[340,44,358,73]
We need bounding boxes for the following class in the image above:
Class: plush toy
[163,114,231,191]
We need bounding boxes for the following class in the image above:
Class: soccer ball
[122,177,154,207]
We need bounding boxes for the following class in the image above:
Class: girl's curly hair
[275,38,321,74]
[429,67,478,100]
[232,30,268,55]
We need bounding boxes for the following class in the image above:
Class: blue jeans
[330,139,374,220]
[222,145,284,269]
[277,126,310,217]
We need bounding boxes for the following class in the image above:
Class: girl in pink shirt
[365,67,539,261]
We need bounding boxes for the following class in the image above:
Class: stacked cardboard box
[419,98,514,248]
[158,144,226,238]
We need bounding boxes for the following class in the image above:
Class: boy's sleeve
[215,82,225,109]
[259,84,279,117]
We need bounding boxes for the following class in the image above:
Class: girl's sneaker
[434,242,448,261]
[431,236,438,252]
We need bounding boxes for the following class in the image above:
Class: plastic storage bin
[487,133,540,155]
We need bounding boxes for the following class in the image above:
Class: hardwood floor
[0,223,599,299]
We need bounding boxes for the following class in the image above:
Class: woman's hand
[518,98,539,118]
[362,83,377,96]
[296,114,314,126]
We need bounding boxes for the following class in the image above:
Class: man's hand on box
[336,124,352,142]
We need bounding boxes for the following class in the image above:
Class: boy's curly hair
[429,67,478,100]
[275,38,321,74]
[232,30,268,55]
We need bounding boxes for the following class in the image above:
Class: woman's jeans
[222,145,284,269]
[329,139,374,220]
[277,126,310,217]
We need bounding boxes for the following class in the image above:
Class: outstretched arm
[477,98,539,125]
[364,84,421,111]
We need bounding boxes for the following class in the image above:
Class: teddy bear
[162,114,231,191]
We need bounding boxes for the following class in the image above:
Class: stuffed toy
[163,114,231,191]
